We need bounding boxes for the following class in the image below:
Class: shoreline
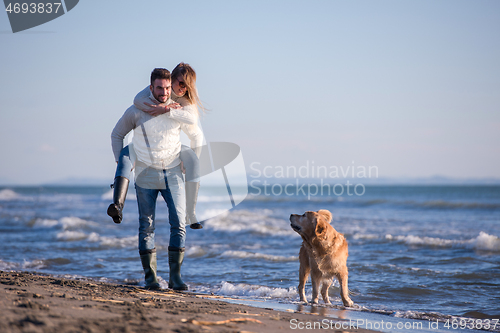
[0,270,378,333]
[2,270,499,333]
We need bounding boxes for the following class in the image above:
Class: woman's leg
[179,145,202,229]
[107,145,134,224]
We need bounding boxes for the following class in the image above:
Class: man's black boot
[168,247,188,291]
[140,249,160,290]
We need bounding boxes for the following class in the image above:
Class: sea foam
[218,281,297,299]
[220,250,298,262]
[0,189,20,200]
[185,245,207,258]
[204,209,295,236]
[56,230,88,241]
[0,259,19,270]
[59,216,98,230]
[0,259,49,270]
[34,216,98,230]
[468,231,500,251]
[87,232,136,248]
[386,232,500,252]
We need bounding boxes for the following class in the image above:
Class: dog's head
[290,210,333,242]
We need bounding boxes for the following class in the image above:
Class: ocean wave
[392,311,500,332]
[32,218,59,228]
[0,259,50,271]
[204,209,296,236]
[33,216,98,230]
[246,192,500,211]
[0,189,21,201]
[56,230,88,241]
[54,230,136,248]
[386,232,500,252]
[354,263,443,277]
[0,259,20,270]
[157,276,169,289]
[100,189,136,201]
[59,217,98,230]
[217,281,297,299]
[361,198,500,210]
[353,233,380,240]
[212,282,500,331]
[414,200,500,210]
[185,245,207,258]
[21,259,47,270]
[87,233,136,248]
[468,232,500,251]
[220,250,298,262]
[393,310,446,320]
[199,209,230,222]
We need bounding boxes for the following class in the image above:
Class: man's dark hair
[150,68,171,85]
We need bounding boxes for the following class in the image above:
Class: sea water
[0,184,499,332]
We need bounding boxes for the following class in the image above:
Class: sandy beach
[0,270,377,333]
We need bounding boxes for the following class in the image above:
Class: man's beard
[154,93,168,103]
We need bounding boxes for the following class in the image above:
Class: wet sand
[0,270,377,333]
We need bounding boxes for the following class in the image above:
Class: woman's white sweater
[133,86,204,157]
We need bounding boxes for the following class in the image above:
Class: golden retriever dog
[290,210,354,307]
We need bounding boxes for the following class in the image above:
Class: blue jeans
[135,164,186,251]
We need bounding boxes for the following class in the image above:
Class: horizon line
[1,175,500,187]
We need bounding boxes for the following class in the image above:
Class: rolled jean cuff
[139,248,156,255]
[168,246,185,252]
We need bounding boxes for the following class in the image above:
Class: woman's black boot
[107,176,129,224]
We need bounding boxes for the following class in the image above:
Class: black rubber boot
[107,176,129,224]
[186,182,203,229]
[168,247,188,291]
[140,249,160,290]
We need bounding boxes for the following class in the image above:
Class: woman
[108,63,205,229]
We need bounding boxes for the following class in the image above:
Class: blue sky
[1,0,499,184]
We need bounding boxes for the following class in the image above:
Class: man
[110,68,196,290]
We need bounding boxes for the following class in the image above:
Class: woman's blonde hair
[172,62,205,114]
